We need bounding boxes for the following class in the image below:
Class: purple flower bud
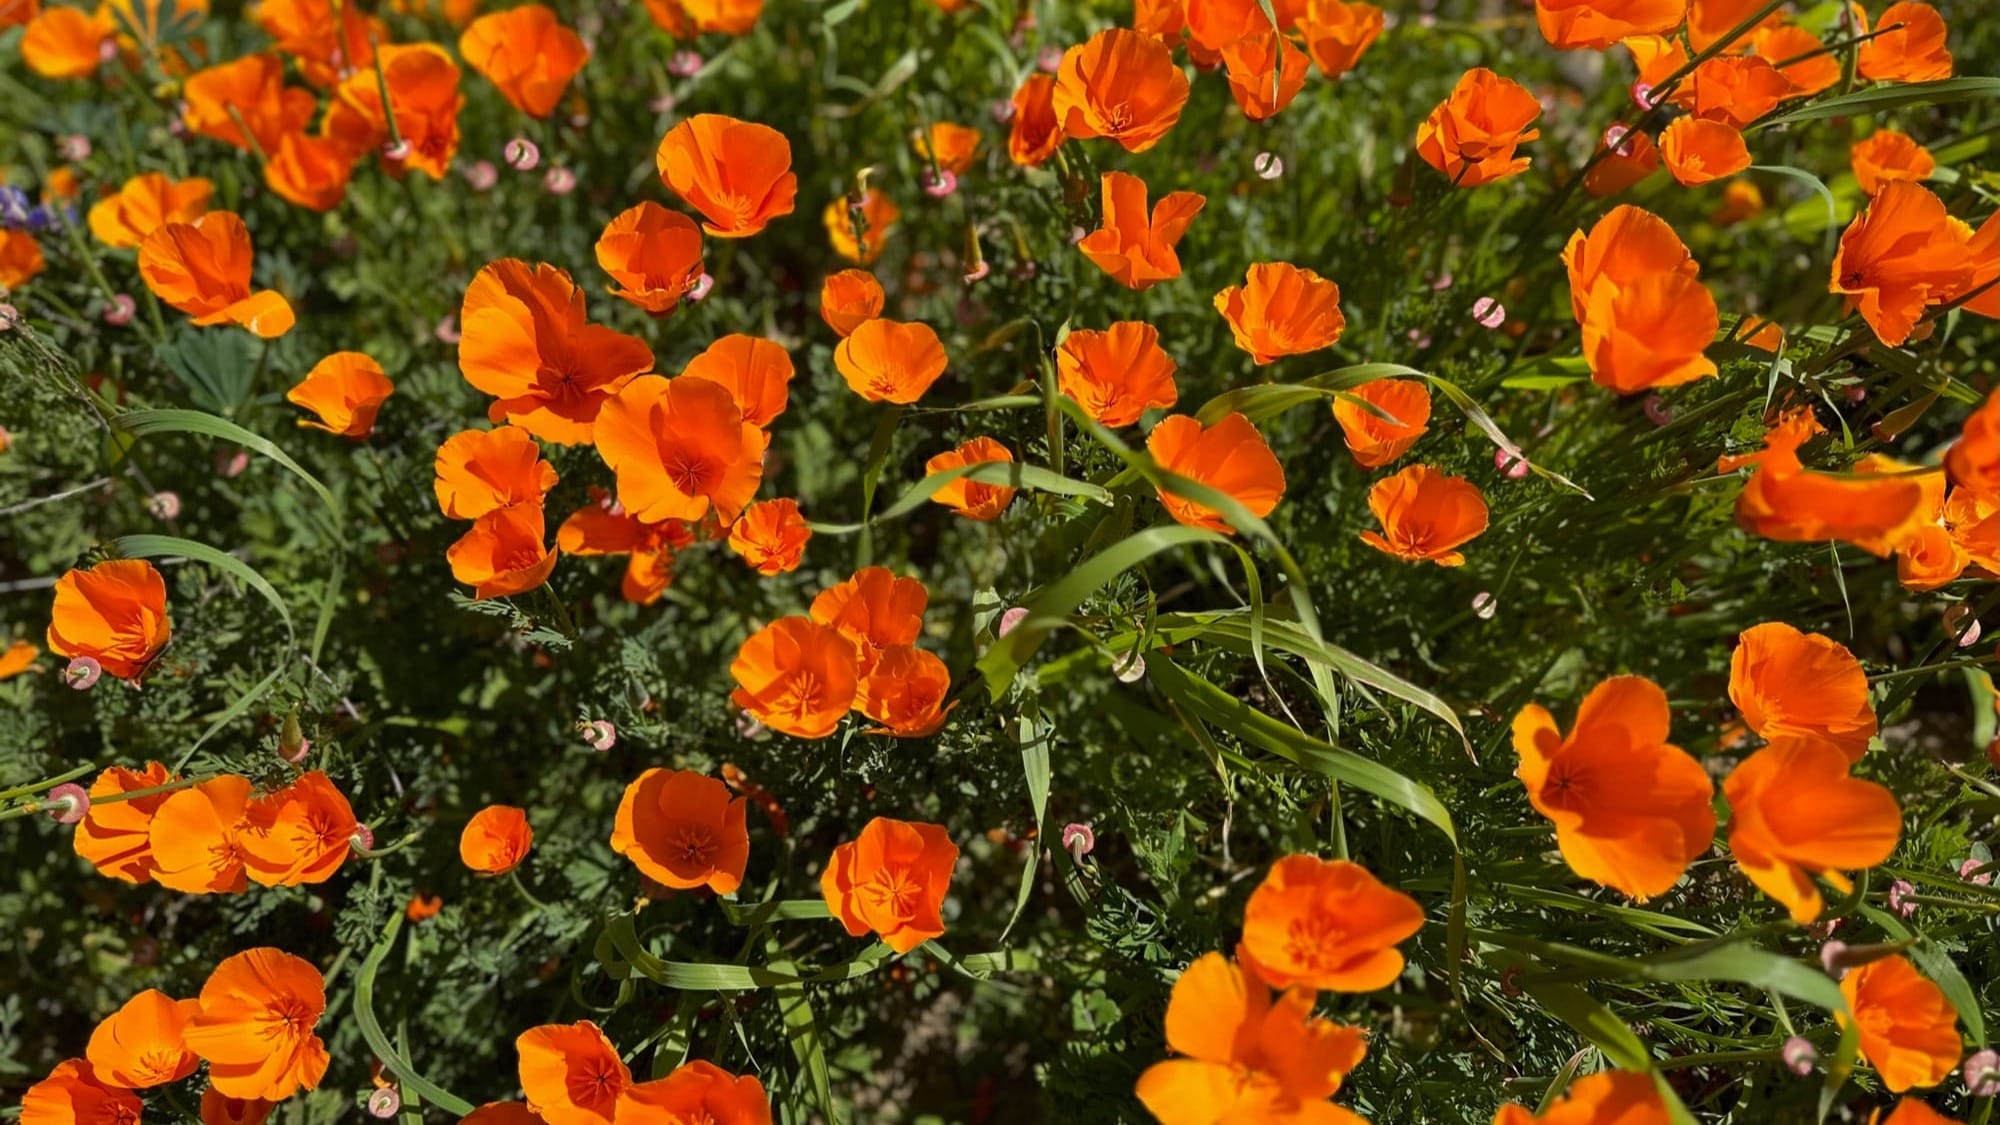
[64,655,101,690]
[1643,394,1672,427]
[351,824,375,851]
[1430,273,1454,291]
[1036,46,1064,73]
[668,49,703,77]
[990,99,1016,124]
[381,138,412,162]
[216,448,249,478]
[103,293,136,326]
[1472,592,1497,620]
[58,134,92,162]
[45,783,90,825]
[147,491,180,520]
[1959,857,1993,887]
[544,167,577,195]
[1061,822,1095,862]
[736,712,767,739]
[1945,605,1982,649]
[505,137,541,171]
[997,607,1029,637]
[435,314,461,344]
[921,168,958,198]
[1965,1049,2000,1097]
[0,303,20,330]
[650,93,677,115]
[581,720,617,752]
[1253,152,1283,180]
[1494,447,1530,480]
[1819,939,1850,976]
[462,160,498,192]
[687,274,714,302]
[367,1088,401,1118]
[1888,878,1916,918]
[1472,296,1506,329]
[1781,1037,1817,1076]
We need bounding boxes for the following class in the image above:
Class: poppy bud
[58,134,91,162]
[997,607,1028,637]
[1471,297,1506,329]
[351,824,375,851]
[1061,822,1094,862]
[1643,394,1673,427]
[381,138,412,162]
[1781,1037,1817,1076]
[65,656,102,690]
[462,160,498,192]
[1632,82,1659,109]
[921,168,957,198]
[102,293,136,326]
[668,49,703,77]
[1494,447,1530,480]
[1253,152,1283,180]
[1111,651,1146,683]
[44,782,89,824]
[963,260,990,284]
[544,167,577,195]
[147,491,180,520]
[505,137,540,171]
[281,710,310,764]
[1965,1049,2000,1097]
[367,1088,401,1118]
[580,720,616,751]
[1472,592,1497,620]
[1888,878,1916,918]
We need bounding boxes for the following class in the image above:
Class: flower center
[663,448,720,497]
[864,866,923,919]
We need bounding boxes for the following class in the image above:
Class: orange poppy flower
[1239,854,1425,991]
[681,334,794,428]
[406,893,444,921]
[1146,413,1285,534]
[610,769,749,893]
[1132,0,1184,41]
[460,804,533,875]
[1135,952,1370,1125]
[433,426,558,519]
[1333,378,1431,469]
[200,1089,276,1125]
[73,762,175,883]
[1732,411,1930,555]
[1052,28,1190,153]
[1214,262,1345,364]
[87,172,212,249]
[252,0,383,87]
[262,131,356,212]
[1057,321,1179,428]
[459,5,587,118]
[1489,1070,1669,1125]
[1856,2,1952,83]
[1685,0,1780,51]
[1729,622,1878,762]
[1755,23,1840,96]
[0,230,44,289]
[1222,30,1310,122]
[240,770,357,887]
[458,258,654,445]
[460,1105,540,1125]
[823,189,899,264]
[556,500,693,605]
[820,270,885,336]
[727,498,810,576]
[1943,489,1996,574]
[834,318,949,404]
[1513,676,1716,899]
[185,948,330,1100]
[594,375,770,524]
[1834,179,1979,346]
[517,1021,630,1125]
[1851,131,1935,197]
[148,774,251,894]
[655,114,796,239]
[1894,522,1967,591]
[1724,737,1900,923]
[924,437,1018,522]
[1671,55,1791,128]
[20,1060,141,1125]
[1535,0,1685,50]
[642,0,761,37]
[1300,0,1384,79]
[1007,74,1065,166]
[810,567,927,662]
[615,1060,770,1125]
[0,0,36,24]
[913,121,982,176]
[1358,464,1487,566]
[86,988,200,1088]
[1946,393,1998,498]
[21,7,114,78]
[287,352,393,438]
[729,616,860,739]
[1183,0,1267,64]
[595,202,705,316]
[1708,179,1765,226]
[1839,955,1962,1092]
[1659,117,1751,186]
[47,559,171,681]
[137,212,295,338]
[1078,171,1205,291]
[0,639,37,680]
[1415,67,1542,188]
[325,43,464,179]
[448,504,559,599]
[859,644,955,738]
[1879,1102,1961,1125]
[1580,268,1718,392]
[180,54,316,155]
[820,816,958,953]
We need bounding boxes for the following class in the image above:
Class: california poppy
[406,893,444,922]
[21,7,115,78]
[138,212,295,338]
[287,352,393,438]
[0,639,37,680]
[1580,269,1719,392]
[615,1060,771,1125]
[459,4,587,118]
[727,498,811,576]
[1132,0,1184,42]
[1943,488,1996,574]
[87,172,212,249]
[0,0,36,23]
[859,645,955,737]
[1671,55,1791,128]
[1222,30,1310,121]
[181,54,316,155]
[1239,854,1425,991]
[1490,1070,1669,1125]
[73,762,175,883]
[681,334,794,428]
[1146,413,1286,534]
[1753,23,1840,96]
[1832,181,1977,346]
[1184,0,1270,64]
[433,426,558,519]
[20,1060,142,1125]
[147,775,252,894]
[1856,2,1952,83]
[1134,952,1370,1125]
[459,258,654,444]
[86,988,200,1088]
[594,375,770,525]
[1334,379,1431,469]
[0,230,44,289]
[1879,1102,1962,1125]
[1057,322,1179,428]
[610,769,749,893]
[1300,0,1384,79]
[1729,622,1878,762]
[1659,117,1752,186]
[810,567,928,663]
[1851,131,1935,196]
[1513,676,1716,899]
[47,559,171,680]
[912,121,982,176]
[240,771,356,887]
[556,498,693,605]
[1535,0,1686,50]
[1708,179,1765,226]
[1839,955,1962,1092]
[819,270,884,336]
[642,0,761,37]
[460,804,534,875]
[1214,262,1345,364]
[517,1021,629,1125]
[1724,737,1900,923]
[252,0,383,86]
[1078,171,1205,290]
[834,318,949,404]
[1416,67,1542,187]
[1007,74,1064,166]
[1052,28,1190,153]
[1684,0,1780,50]
[1359,464,1488,566]
[185,948,330,1100]
[459,1104,540,1125]
[595,202,706,315]
[924,437,1018,522]
[820,816,959,953]
[1945,393,1997,497]
[823,189,899,264]
[729,616,859,739]
[262,131,356,212]
[195,1087,269,1122]
[448,504,559,599]
[325,43,464,179]
[656,114,796,238]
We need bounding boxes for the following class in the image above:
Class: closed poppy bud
[1057,321,1179,427]
[323,44,464,180]
[1535,0,1686,50]
[287,351,394,438]
[1729,622,1878,761]
[1239,854,1424,990]
[433,426,558,519]
[822,189,899,264]
[263,131,356,212]
[21,1061,143,1125]
[138,212,295,338]
[1078,171,1205,291]
[610,769,748,893]
[680,334,795,427]
[1659,116,1751,186]
[1838,955,1962,1092]
[1300,0,1385,79]
[1006,73,1064,166]
[1334,378,1431,468]
[729,616,859,739]
[1831,182,1978,347]
[516,1022,630,1125]
[181,55,317,155]
[459,259,654,444]
[595,201,706,315]
[200,1089,276,1125]
[459,4,588,118]
[1359,464,1488,566]
[821,816,959,953]
[924,437,1018,521]
[1857,2,1952,83]
[819,269,885,335]
[1052,28,1190,153]
[858,645,956,737]
[594,375,770,525]
[86,989,200,1088]
[1416,68,1542,188]
[1146,413,1286,534]
[460,804,534,875]
[835,318,949,404]
[727,498,811,576]
[184,949,330,1100]
[47,559,171,682]
[655,114,797,238]
[1213,262,1345,364]
[87,172,213,249]
[1851,131,1935,197]
[615,1060,772,1125]
[1754,24,1841,96]
[1725,737,1900,923]
[21,7,116,78]
[1489,1070,1669,1124]
[447,504,560,599]
[1222,30,1309,121]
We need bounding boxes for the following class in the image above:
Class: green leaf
[1000,716,1054,942]
[1755,77,2000,129]
[354,912,477,1116]
[109,534,293,637]
[1509,973,1653,1071]
[1195,363,1429,426]
[812,459,1109,535]
[765,935,841,1125]
[602,914,899,989]
[112,408,341,518]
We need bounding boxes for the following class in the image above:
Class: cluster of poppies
[460,1020,768,1125]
